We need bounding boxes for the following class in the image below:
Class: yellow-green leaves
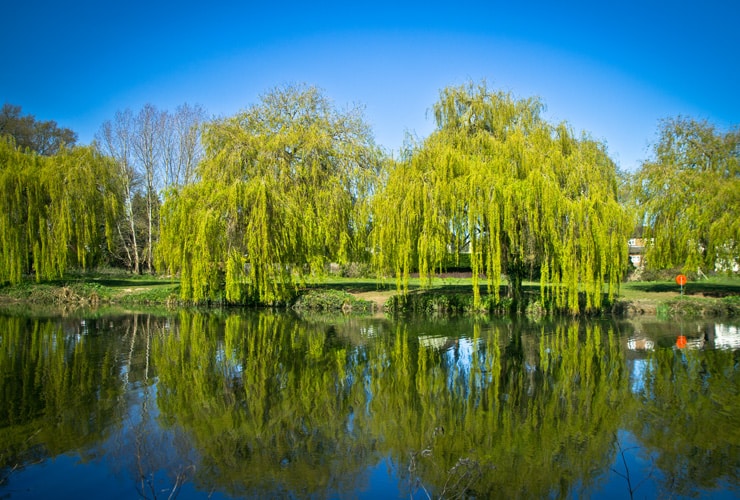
[633,117,739,274]
[372,82,630,313]
[157,85,381,304]
[0,139,121,284]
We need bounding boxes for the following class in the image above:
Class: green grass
[615,276,740,318]
[657,295,740,319]
[2,270,739,317]
[0,270,180,307]
[310,276,475,292]
[620,276,740,300]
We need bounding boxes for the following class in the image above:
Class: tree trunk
[147,189,153,274]
[506,262,525,312]
[129,201,140,274]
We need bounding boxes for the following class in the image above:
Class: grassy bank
[655,295,740,319]
[1,271,739,318]
[617,277,740,318]
[0,272,180,307]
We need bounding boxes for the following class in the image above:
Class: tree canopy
[633,117,740,274]
[0,139,120,284]
[11,82,737,311]
[371,82,631,313]
[157,84,382,303]
[0,103,77,156]
[96,103,207,273]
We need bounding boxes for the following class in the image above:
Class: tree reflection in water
[0,311,738,498]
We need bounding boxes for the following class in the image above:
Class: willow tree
[372,82,630,313]
[633,117,739,274]
[158,85,381,304]
[0,138,121,284]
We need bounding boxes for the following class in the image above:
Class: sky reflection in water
[0,312,738,498]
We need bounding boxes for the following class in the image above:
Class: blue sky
[2,1,738,171]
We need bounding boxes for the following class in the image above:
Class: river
[1,309,738,498]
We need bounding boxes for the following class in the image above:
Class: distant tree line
[0,103,77,155]
[1,82,737,312]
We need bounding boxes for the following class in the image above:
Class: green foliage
[95,103,207,274]
[3,310,739,496]
[0,315,124,470]
[372,81,631,313]
[158,85,382,304]
[113,283,180,306]
[291,289,373,312]
[633,117,740,273]
[385,291,512,315]
[8,282,110,306]
[0,139,121,284]
[627,346,740,494]
[148,312,631,498]
[660,295,740,318]
[637,267,694,282]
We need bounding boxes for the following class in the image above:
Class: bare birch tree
[162,103,207,188]
[132,104,165,273]
[97,109,141,273]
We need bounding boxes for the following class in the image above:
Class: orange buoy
[676,335,687,348]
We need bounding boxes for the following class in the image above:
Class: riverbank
[1,272,738,318]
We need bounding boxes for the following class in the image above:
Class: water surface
[1,310,738,498]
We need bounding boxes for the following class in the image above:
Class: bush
[385,292,513,315]
[638,267,703,282]
[292,289,373,313]
[660,296,740,318]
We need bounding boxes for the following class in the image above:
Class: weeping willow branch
[371,81,631,314]
[0,138,121,284]
[157,84,382,304]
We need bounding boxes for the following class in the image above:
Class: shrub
[292,289,373,313]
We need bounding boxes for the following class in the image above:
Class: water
[0,309,738,499]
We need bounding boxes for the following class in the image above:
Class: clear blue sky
[2,0,738,171]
